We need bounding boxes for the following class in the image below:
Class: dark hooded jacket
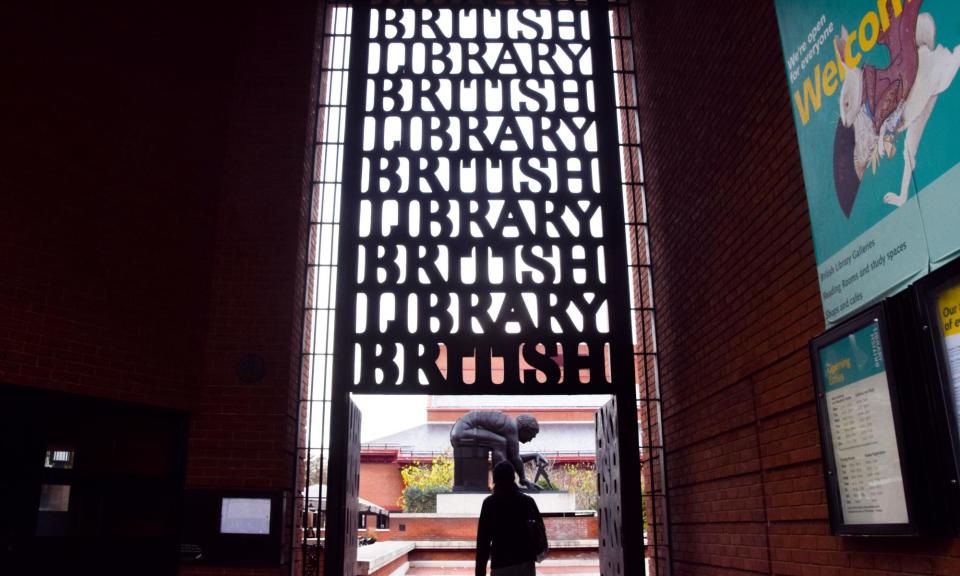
[475,483,543,575]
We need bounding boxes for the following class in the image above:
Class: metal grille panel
[332,1,636,396]
[294,2,671,575]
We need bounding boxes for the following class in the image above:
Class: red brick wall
[409,548,595,562]
[178,569,282,576]
[360,462,406,512]
[1,2,234,408]
[366,553,408,576]
[378,514,598,542]
[631,0,960,574]
[181,0,320,494]
[427,408,598,423]
[4,2,323,575]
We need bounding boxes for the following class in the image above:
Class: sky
[350,393,612,443]
[352,394,429,442]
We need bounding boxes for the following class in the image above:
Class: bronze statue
[450,410,547,491]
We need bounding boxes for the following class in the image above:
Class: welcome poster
[774,0,960,324]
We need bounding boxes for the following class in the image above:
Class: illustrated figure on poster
[833,0,960,216]
[450,410,548,491]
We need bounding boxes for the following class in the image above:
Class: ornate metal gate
[296,1,664,574]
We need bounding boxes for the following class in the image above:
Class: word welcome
[792,0,917,126]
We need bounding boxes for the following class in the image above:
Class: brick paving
[406,565,600,575]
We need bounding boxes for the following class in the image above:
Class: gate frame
[314,1,649,573]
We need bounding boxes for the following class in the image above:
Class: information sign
[812,306,915,534]
[220,498,272,535]
[934,285,960,417]
[917,262,960,494]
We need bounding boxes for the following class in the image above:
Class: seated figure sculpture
[450,410,547,491]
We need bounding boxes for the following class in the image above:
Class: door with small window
[0,385,187,576]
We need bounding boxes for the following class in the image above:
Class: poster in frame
[810,304,918,536]
[916,258,960,526]
[180,490,289,566]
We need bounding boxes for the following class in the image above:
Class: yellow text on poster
[939,286,960,337]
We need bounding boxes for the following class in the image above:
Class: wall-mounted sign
[811,305,915,534]
[220,497,272,535]
[935,285,960,406]
[181,490,288,566]
[917,260,960,502]
[773,0,960,324]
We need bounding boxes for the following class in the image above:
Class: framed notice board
[811,304,918,536]
[917,259,960,526]
[180,490,289,566]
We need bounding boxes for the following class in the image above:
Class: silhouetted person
[476,461,545,576]
[450,410,547,490]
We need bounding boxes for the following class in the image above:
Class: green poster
[774,0,960,323]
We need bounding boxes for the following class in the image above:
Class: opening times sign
[818,319,909,526]
[335,6,629,393]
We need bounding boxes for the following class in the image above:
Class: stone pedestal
[452,446,489,492]
[436,491,577,514]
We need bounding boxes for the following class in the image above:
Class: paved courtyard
[405,561,601,575]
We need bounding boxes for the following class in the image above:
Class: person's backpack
[524,497,549,563]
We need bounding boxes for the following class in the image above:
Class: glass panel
[614,72,638,107]
[43,449,74,470]
[220,498,272,535]
[38,484,71,512]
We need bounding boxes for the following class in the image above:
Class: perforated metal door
[324,398,362,575]
[597,398,624,575]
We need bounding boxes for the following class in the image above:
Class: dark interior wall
[1,2,237,405]
[631,0,960,575]
[2,4,320,573]
[184,1,320,495]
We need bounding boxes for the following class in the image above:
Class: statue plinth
[452,446,489,492]
[437,491,578,514]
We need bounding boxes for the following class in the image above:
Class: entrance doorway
[353,394,610,575]
[0,384,188,576]
[321,390,642,576]
[318,395,642,576]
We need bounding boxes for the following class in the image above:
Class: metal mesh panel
[332,1,637,396]
[294,5,354,575]
[609,0,672,573]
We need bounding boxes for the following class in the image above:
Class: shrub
[401,485,450,513]
[399,456,453,512]
[560,464,599,511]
[536,477,558,491]
[522,462,598,511]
